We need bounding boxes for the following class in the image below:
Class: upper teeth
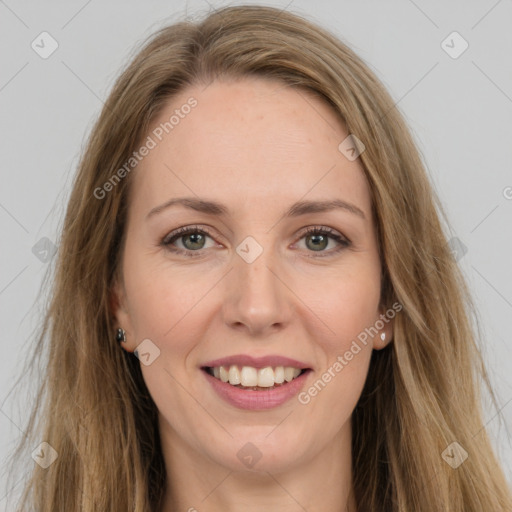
[211,365,302,387]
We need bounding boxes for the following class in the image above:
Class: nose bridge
[223,234,291,334]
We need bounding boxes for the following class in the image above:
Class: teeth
[257,367,275,387]
[219,366,229,382]
[228,365,241,385]
[240,366,258,387]
[210,364,304,388]
[274,366,285,384]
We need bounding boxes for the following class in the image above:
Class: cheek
[122,246,217,341]
[311,266,382,348]
[299,267,380,407]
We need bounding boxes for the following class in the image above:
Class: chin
[207,426,311,473]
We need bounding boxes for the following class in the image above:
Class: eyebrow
[146,197,366,220]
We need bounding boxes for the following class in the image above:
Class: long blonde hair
[8,5,511,511]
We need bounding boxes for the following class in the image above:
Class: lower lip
[202,369,312,410]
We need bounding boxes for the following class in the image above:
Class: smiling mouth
[202,365,310,391]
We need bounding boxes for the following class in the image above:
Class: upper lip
[201,354,311,370]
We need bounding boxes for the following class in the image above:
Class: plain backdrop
[1,0,511,507]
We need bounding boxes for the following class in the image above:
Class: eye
[161,225,351,258]
[161,225,216,257]
[294,226,351,257]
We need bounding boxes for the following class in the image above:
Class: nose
[222,239,293,336]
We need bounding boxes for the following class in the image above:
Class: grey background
[1,0,511,507]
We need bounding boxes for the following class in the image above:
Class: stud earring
[116,328,126,343]
[380,332,386,342]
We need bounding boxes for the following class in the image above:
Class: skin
[113,77,393,512]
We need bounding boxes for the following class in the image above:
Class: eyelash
[161,225,351,258]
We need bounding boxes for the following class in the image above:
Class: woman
[9,5,512,511]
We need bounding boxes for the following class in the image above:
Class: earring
[380,332,386,342]
[116,328,126,343]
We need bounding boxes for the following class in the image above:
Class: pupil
[307,234,327,251]
[184,233,205,250]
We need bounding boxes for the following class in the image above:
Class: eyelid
[297,225,349,242]
[161,225,216,245]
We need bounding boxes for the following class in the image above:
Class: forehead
[131,77,371,219]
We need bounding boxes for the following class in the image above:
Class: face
[113,77,392,474]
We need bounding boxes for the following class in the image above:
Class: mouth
[200,354,313,409]
[201,365,311,391]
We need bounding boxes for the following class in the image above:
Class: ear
[372,303,394,351]
[110,278,136,353]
